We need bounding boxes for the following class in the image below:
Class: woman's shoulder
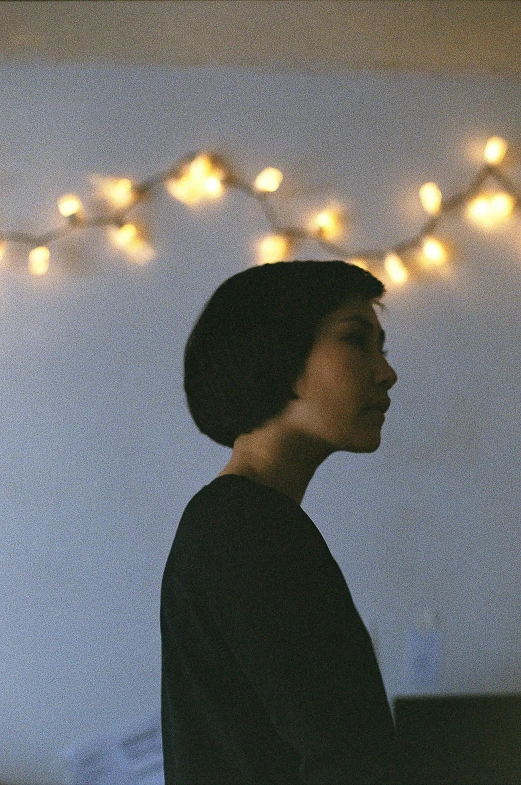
[198,474,299,508]
[165,475,341,594]
[176,474,325,554]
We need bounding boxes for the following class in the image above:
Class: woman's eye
[343,333,388,357]
[343,333,368,349]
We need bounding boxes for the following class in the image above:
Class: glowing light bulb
[484,136,508,166]
[0,240,6,262]
[384,252,408,285]
[28,246,50,276]
[467,195,491,224]
[490,192,515,219]
[257,234,292,265]
[421,236,448,266]
[349,257,369,270]
[109,223,155,264]
[419,182,442,215]
[253,167,283,193]
[58,193,83,219]
[93,176,136,210]
[467,192,515,227]
[165,153,226,205]
[111,223,138,249]
[308,207,344,241]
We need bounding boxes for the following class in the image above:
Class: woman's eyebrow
[340,316,386,346]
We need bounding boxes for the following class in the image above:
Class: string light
[28,246,50,276]
[165,153,226,205]
[421,236,448,266]
[483,136,508,166]
[253,167,283,193]
[491,192,515,219]
[384,253,409,285]
[0,135,519,282]
[467,191,515,228]
[419,182,443,215]
[94,176,136,210]
[58,193,83,220]
[109,222,155,264]
[467,195,492,225]
[257,233,293,265]
[349,257,369,270]
[308,207,344,241]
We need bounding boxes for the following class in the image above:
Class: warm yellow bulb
[0,240,6,262]
[166,154,225,206]
[109,223,155,264]
[484,136,508,166]
[384,252,409,285]
[257,234,291,265]
[58,193,83,218]
[94,176,136,210]
[111,223,138,249]
[419,182,442,215]
[490,192,515,219]
[467,192,515,227]
[204,175,223,197]
[28,246,50,276]
[349,257,369,270]
[421,236,448,266]
[309,208,344,241]
[166,177,193,205]
[467,195,491,224]
[253,167,283,193]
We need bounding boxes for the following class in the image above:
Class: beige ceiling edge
[1,0,521,74]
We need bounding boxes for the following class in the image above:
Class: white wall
[1,63,520,784]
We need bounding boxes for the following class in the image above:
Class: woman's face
[286,298,398,454]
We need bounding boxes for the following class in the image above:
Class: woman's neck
[219,424,331,505]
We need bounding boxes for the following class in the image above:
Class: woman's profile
[161,260,399,784]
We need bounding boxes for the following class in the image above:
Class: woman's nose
[378,356,398,389]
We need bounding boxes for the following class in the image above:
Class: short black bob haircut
[184,260,384,447]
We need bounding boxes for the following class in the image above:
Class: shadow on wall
[64,712,164,785]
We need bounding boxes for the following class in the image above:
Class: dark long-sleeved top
[161,475,398,784]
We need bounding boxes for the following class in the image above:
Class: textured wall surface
[0,63,520,784]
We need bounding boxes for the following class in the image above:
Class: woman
[161,260,399,784]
